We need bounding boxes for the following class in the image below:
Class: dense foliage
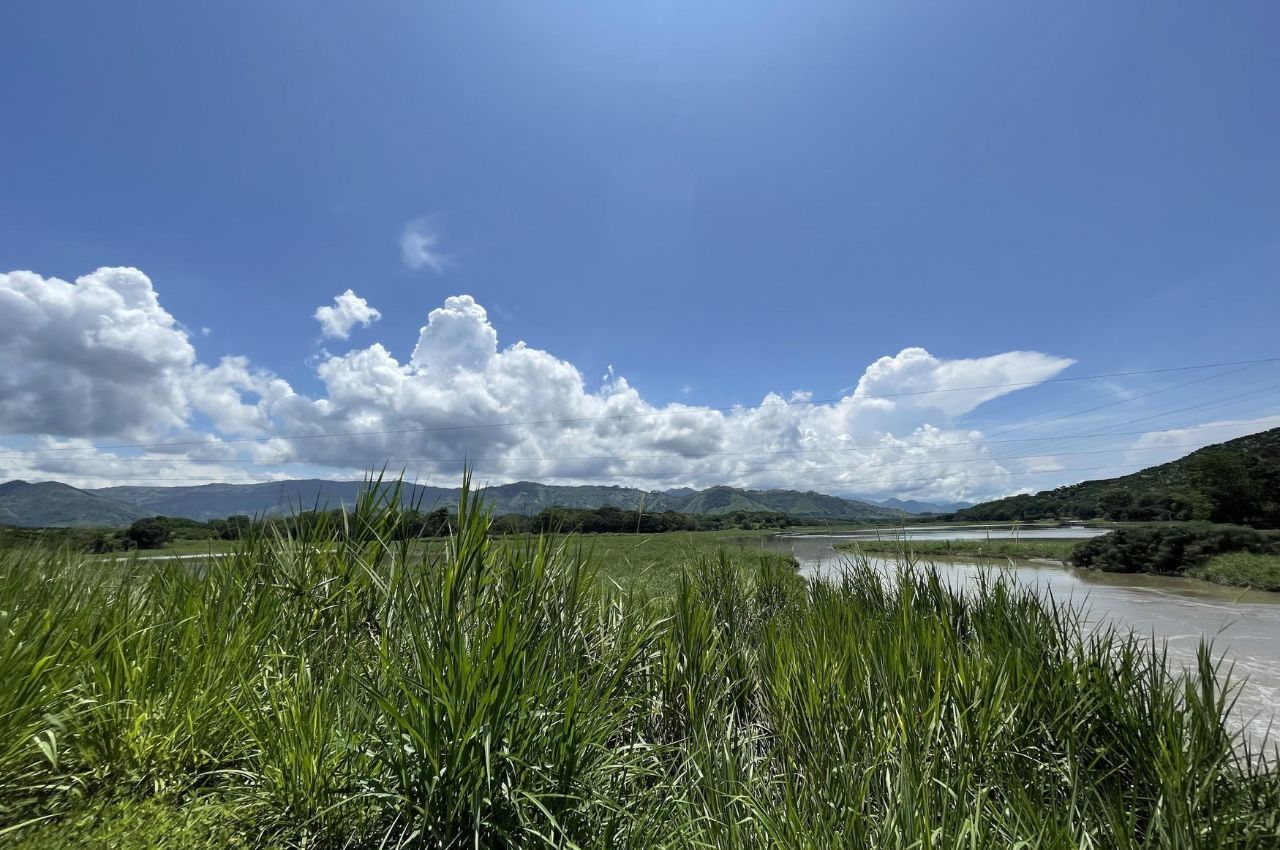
[954,427,1280,526]
[1071,523,1278,575]
[1,479,1277,848]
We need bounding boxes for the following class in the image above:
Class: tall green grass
[2,476,1277,848]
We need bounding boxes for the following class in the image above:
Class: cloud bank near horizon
[4,265,1211,502]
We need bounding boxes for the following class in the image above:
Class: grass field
[838,537,1081,562]
[567,529,791,594]
[2,483,1277,848]
[72,529,794,597]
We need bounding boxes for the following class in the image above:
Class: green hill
[94,480,453,521]
[677,486,894,520]
[92,481,665,521]
[675,486,769,514]
[0,481,147,528]
[954,427,1280,526]
[478,483,675,514]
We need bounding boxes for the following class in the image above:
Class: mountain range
[863,497,974,515]
[10,425,1272,529]
[0,479,901,528]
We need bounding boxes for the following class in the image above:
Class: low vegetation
[1190,552,1280,593]
[2,478,1278,848]
[839,537,1079,562]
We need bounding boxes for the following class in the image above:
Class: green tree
[1188,450,1262,525]
[1097,488,1134,519]
[124,517,172,550]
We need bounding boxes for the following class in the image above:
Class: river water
[754,527,1280,745]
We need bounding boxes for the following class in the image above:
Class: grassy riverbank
[1190,552,1280,593]
[2,483,1277,848]
[838,537,1080,562]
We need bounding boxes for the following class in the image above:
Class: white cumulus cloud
[0,268,198,438]
[0,268,291,447]
[410,295,497,374]
[0,265,1095,502]
[314,289,382,340]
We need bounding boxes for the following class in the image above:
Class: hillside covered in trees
[954,427,1280,526]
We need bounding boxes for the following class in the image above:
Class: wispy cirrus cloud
[399,217,449,273]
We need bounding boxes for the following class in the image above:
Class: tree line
[53,505,824,551]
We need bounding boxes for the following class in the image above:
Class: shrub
[1071,523,1276,575]
[122,517,172,549]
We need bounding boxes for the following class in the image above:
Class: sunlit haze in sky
[2,2,1278,502]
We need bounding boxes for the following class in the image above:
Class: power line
[1020,383,1280,465]
[4,355,1279,456]
[983,383,1280,467]
[980,362,1266,441]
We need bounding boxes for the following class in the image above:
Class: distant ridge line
[0,480,900,528]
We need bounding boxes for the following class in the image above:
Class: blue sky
[1,1,1278,500]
